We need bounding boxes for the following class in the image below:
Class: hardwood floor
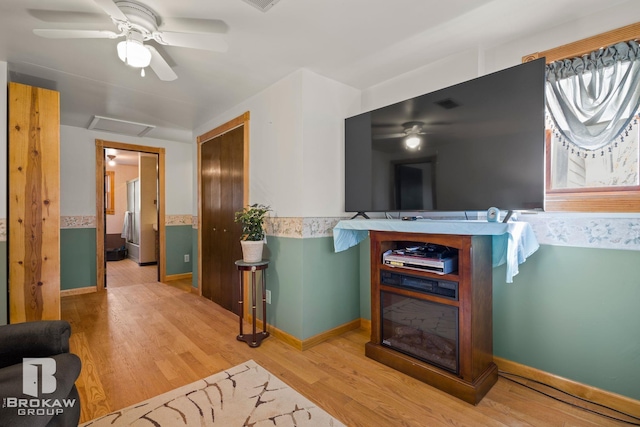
[106,258,158,287]
[107,258,192,292]
[62,266,635,426]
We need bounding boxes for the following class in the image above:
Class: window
[105,170,115,215]
[548,115,639,190]
[524,22,640,212]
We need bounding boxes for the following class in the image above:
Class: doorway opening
[95,139,166,291]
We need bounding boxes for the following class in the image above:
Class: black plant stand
[235,260,270,347]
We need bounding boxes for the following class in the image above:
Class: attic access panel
[88,115,155,137]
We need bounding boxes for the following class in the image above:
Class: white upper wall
[194,70,304,217]
[362,48,482,113]
[300,71,361,216]
[484,2,640,73]
[194,69,360,218]
[61,125,192,216]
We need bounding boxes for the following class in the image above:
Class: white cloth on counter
[332,219,539,283]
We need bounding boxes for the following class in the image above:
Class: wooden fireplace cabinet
[365,230,498,405]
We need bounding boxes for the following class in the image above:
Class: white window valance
[545,40,640,150]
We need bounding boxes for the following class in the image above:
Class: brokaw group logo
[2,358,77,418]
[24,358,57,398]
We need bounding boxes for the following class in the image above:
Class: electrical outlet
[266,290,271,304]
[184,254,190,263]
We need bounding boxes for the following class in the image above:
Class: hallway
[106,258,192,292]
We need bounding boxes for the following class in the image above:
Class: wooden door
[8,82,60,322]
[201,126,244,313]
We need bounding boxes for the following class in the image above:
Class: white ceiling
[0,0,633,142]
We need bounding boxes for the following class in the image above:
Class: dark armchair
[0,320,81,427]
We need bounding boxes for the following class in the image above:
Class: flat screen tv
[344,58,546,215]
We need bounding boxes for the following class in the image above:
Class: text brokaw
[3,397,77,416]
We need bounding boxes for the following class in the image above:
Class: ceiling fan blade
[373,133,405,140]
[147,46,178,81]
[154,31,228,52]
[27,9,111,24]
[159,18,228,34]
[33,29,120,39]
[92,0,128,22]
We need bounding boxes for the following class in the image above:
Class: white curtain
[546,40,640,150]
[121,211,134,242]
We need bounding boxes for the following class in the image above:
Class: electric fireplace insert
[380,274,459,374]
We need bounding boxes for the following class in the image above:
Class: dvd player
[382,249,458,274]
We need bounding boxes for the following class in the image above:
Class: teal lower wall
[59,226,193,290]
[61,228,96,290]
[262,237,305,338]
[492,244,640,401]
[165,225,192,276]
[301,237,360,339]
[359,238,371,320]
[0,241,6,325]
[262,236,360,340]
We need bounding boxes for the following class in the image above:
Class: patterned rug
[80,360,345,426]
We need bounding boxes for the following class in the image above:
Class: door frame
[196,112,250,297]
[95,139,166,291]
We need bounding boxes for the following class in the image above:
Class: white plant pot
[240,240,264,263]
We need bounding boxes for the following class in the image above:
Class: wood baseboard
[247,317,364,351]
[164,272,192,282]
[360,318,371,335]
[300,319,362,350]
[494,356,640,418]
[61,286,97,297]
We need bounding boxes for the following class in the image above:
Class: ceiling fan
[32,0,229,81]
[373,121,433,150]
[373,121,430,140]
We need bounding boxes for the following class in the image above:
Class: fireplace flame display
[381,292,458,373]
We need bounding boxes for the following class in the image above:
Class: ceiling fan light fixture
[116,32,151,68]
[405,135,421,150]
[107,155,117,166]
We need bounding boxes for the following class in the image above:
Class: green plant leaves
[234,203,271,241]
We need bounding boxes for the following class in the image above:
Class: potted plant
[234,203,271,263]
